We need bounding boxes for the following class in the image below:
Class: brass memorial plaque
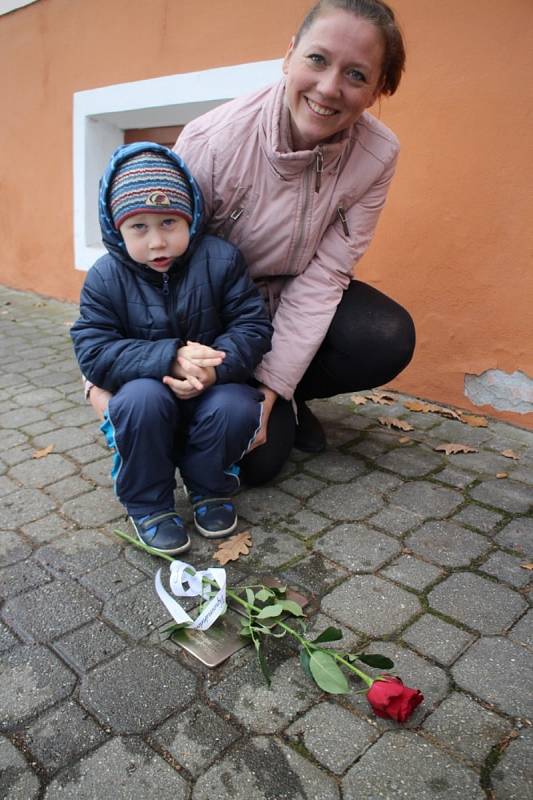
[164,577,310,668]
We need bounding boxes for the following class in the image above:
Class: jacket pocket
[216,187,259,246]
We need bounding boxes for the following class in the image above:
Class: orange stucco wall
[1,0,532,427]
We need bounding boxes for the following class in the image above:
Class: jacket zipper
[220,207,244,239]
[162,273,170,295]
[337,206,350,237]
[315,147,323,193]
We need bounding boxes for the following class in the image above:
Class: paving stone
[102,580,171,639]
[351,435,393,459]
[1,430,28,449]
[376,446,443,477]
[23,699,108,774]
[0,488,56,528]
[452,636,533,717]
[0,531,32,565]
[315,522,401,572]
[343,640,449,726]
[322,575,421,636]
[53,619,127,672]
[380,555,444,591]
[35,530,120,578]
[236,487,301,526]
[495,517,533,557]
[0,737,40,798]
[287,701,378,774]
[276,473,326,500]
[21,513,73,544]
[80,458,113,487]
[309,398,352,423]
[2,580,101,643]
[79,557,146,599]
[50,406,98,427]
[152,702,241,777]
[1,444,35,467]
[242,527,306,569]
[0,621,19,652]
[61,488,123,526]
[0,407,48,428]
[46,475,95,502]
[452,504,503,532]
[480,550,532,587]
[208,656,318,734]
[80,647,196,733]
[350,470,404,495]
[342,731,485,799]
[307,483,384,521]
[426,419,493,447]
[367,505,424,536]
[434,467,477,488]
[44,736,189,800]
[0,644,76,728]
[325,424,361,447]
[67,443,109,465]
[405,520,490,567]
[282,509,331,538]
[492,727,533,800]
[304,451,367,483]
[0,474,19,497]
[402,614,474,665]
[423,692,512,766]
[470,479,532,514]
[508,609,533,648]
[21,419,61,436]
[32,427,97,453]
[388,481,463,518]
[428,572,526,634]
[0,559,52,598]
[284,552,349,595]
[15,387,64,408]
[193,735,339,800]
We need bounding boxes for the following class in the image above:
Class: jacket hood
[99,141,204,278]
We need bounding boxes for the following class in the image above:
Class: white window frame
[73,58,282,271]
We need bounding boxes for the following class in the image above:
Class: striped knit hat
[109,149,193,230]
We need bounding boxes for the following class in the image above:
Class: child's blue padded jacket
[71,142,273,393]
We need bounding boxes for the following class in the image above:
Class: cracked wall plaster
[464,370,533,414]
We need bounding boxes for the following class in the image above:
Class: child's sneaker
[130,510,190,554]
[189,496,237,539]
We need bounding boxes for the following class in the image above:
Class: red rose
[366,676,423,722]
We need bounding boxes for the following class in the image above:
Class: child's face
[119,213,190,272]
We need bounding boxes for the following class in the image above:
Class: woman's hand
[89,386,113,421]
[247,384,278,452]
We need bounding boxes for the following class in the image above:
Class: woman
[89,0,415,485]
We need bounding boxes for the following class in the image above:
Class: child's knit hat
[109,149,193,230]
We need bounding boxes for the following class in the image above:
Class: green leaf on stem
[278,600,304,617]
[310,626,343,644]
[309,651,349,694]
[256,603,284,620]
[240,625,253,638]
[245,588,255,605]
[271,585,287,596]
[256,588,275,602]
[357,653,394,670]
[300,649,313,679]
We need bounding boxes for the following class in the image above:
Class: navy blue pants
[102,379,263,516]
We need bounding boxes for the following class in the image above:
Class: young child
[71,143,272,555]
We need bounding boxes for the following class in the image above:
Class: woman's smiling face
[283,9,385,151]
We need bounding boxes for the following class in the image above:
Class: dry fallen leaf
[496,472,508,479]
[377,416,414,432]
[460,414,488,428]
[403,400,461,420]
[398,436,412,444]
[520,562,533,571]
[501,449,520,460]
[32,444,54,459]
[366,391,395,406]
[350,394,368,406]
[434,442,478,455]
[213,531,252,565]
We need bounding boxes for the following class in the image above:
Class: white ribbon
[155,560,227,631]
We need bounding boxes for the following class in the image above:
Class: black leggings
[240,280,415,486]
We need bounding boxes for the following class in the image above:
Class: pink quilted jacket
[176,80,399,399]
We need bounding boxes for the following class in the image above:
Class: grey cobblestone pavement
[1,284,532,799]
